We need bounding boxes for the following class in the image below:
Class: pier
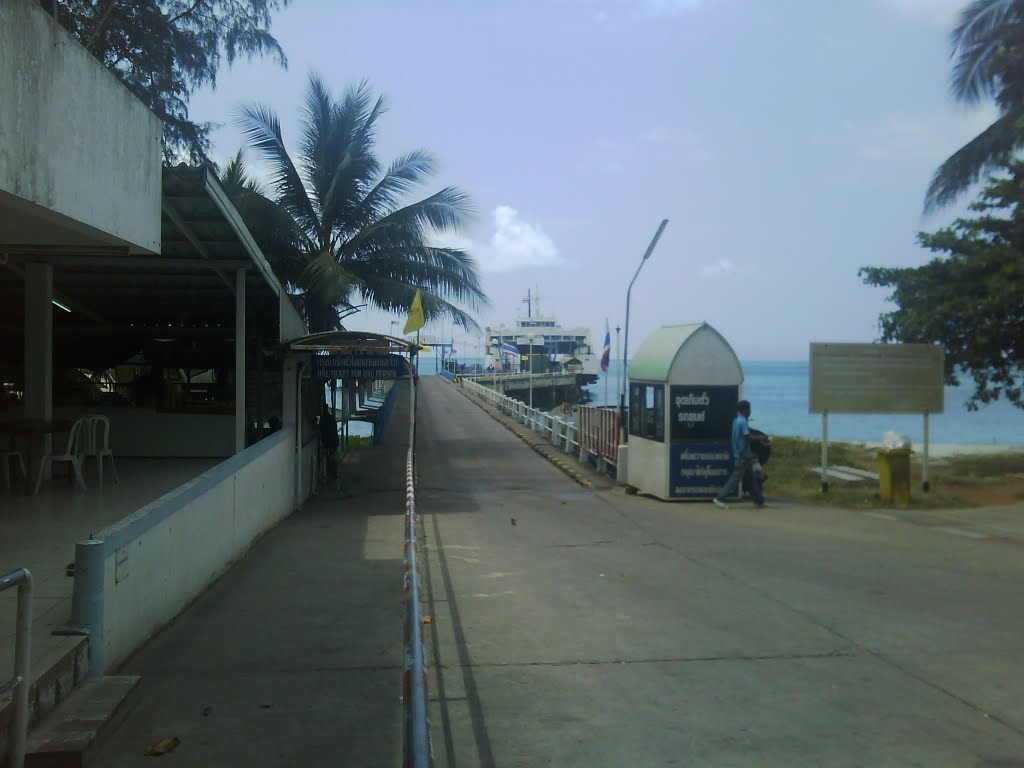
[460,370,597,408]
[78,374,1024,767]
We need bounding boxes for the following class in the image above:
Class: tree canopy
[54,0,289,162]
[925,0,1024,211]
[861,158,1024,410]
[229,77,487,333]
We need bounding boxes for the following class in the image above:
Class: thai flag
[600,321,611,372]
[501,342,520,357]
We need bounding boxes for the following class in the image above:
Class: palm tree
[234,76,487,332]
[925,0,1024,211]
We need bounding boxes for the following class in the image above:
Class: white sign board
[809,343,944,414]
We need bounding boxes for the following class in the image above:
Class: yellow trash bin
[877,448,911,505]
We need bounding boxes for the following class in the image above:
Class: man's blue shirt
[731,414,751,459]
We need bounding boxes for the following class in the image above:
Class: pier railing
[578,405,621,465]
[403,447,432,768]
[460,378,620,473]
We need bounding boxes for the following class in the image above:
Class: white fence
[460,378,618,471]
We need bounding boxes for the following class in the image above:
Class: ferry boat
[484,289,599,376]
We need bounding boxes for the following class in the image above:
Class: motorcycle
[749,428,772,488]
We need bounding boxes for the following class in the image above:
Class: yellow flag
[403,289,425,334]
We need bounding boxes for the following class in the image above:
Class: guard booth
[624,323,743,500]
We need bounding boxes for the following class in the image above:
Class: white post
[294,362,304,511]
[24,263,54,480]
[922,411,930,492]
[820,410,829,493]
[615,325,622,411]
[529,335,534,412]
[235,268,246,453]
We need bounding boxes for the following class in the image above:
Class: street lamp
[528,334,535,411]
[621,219,669,444]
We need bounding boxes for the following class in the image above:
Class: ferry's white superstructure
[484,290,599,375]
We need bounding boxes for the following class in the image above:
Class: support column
[234,268,246,453]
[25,263,54,477]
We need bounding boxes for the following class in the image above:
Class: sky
[189,0,997,362]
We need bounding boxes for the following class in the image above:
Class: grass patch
[766,436,1024,509]
[343,435,374,449]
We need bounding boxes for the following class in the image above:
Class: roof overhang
[1,164,300,371]
[287,331,418,355]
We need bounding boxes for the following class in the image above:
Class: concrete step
[24,676,140,768]
[807,466,870,482]
[0,635,89,764]
[833,465,880,481]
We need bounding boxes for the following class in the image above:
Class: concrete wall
[624,434,667,497]
[72,429,316,672]
[0,0,162,252]
[54,407,234,458]
[279,293,307,344]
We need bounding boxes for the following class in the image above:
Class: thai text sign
[809,343,944,414]
[669,385,738,441]
[670,443,733,499]
[312,353,408,380]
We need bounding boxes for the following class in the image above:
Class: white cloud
[426,207,561,273]
[877,0,963,27]
[483,206,563,272]
[702,258,737,277]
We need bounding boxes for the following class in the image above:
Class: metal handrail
[402,450,432,767]
[1,568,33,768]
[463,378,586,454]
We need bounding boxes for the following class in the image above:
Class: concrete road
[418,377,1024,767]
[93,375,1024,766]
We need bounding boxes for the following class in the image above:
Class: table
[0,419,75,495]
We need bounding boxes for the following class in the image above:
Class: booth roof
[629,323,707,382]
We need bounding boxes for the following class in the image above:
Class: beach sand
[860,442,1024,460]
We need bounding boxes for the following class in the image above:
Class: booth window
[629,383,664,442]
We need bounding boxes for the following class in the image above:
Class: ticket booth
[624,323,743,500]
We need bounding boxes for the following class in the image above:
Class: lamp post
[615,324,621,408]
[528,334,535,411]
[620,219,669,444]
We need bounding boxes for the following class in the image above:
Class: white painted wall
[54,407,234,458]
[0,0,161,252]
[90,429,316,671]
[626,435,667,498]
[279,291,307,343]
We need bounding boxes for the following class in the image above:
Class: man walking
[713,400,767,509]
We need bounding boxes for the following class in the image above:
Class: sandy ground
[859,442,1024,459]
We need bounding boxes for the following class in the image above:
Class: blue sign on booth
[669,443,733,499]
[669,385,738,498]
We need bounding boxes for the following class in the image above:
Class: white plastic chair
[1,449,26,490]
[82,415,118,488]
[34,417,87,494]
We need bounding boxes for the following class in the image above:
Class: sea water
[587,360,1021,447]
